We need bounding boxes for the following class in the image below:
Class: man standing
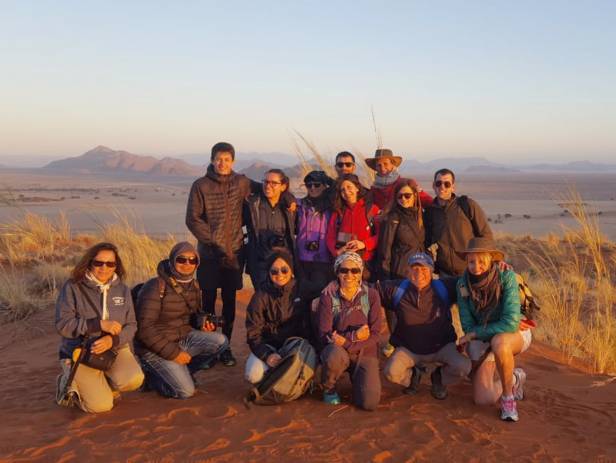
[378,253,471,399]
[424,168,492,277]
[245,169,296,290]
[334,151,357,177]
[185,142,252,367]
[365,148,432,210]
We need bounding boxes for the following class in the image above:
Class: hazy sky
[1,1,615,163]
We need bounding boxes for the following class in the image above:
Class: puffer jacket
[457,269,521,341]
[186,165,253,268]
[55,276,137,359]
[376,205,425,280]
[135,260,203,360]
[424,194,492,276]
[245,279,312,361]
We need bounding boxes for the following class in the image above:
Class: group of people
[55,142,532,422]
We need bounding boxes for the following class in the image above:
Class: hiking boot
[403,367,422,395]
[500,395,519,422]
[513,368,526,401]
[323,389,341,405]
[382,343,395,358]
[430,366,448,400]
[219,348,237,367]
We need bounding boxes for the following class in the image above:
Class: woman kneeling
[136,242,228,399]
[457,238,531,422]
[317,252,382,410]
[55,242,144,413]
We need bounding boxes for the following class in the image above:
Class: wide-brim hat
[461,237,505,262]
[365,148,403,171]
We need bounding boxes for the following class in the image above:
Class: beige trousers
[67,345,144,413]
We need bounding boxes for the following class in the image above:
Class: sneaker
[219,348,237,367]
[55,360,75,407]
[382,343,395,358]
[430,366,448,400]
[403,367,422,395]
[500,395,519,422]
[323,389,341,405]
[513,368,526,401]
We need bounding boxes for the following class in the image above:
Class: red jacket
[326,199,381,262]
[370,177,433,211]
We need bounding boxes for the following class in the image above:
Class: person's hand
[266,353,282,367]
[202,320,216,332]
[100,320,122,335]
[286,201,297,213]
[91,335,113,354]
[322,281,339,298]
[497,261,513,272]
[174,351,192,365]
[355,324,370,341]
[331,331,346,347]
[345,240,366,251]
[457,332,475,346]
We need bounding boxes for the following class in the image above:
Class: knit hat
[334,252,364,273]
[304,170,334,187]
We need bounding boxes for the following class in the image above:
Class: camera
[305,240,320,252]
[268,234,286,248]
[196,312,224,329]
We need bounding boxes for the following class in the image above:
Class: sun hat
[461,237,505,261]
[365,148,403,171]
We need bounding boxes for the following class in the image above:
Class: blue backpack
[391,278,450,309]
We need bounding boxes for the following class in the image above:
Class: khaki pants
[68,345,144,413]
[384,343,471,387]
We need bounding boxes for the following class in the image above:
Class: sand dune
[1,290,614,462]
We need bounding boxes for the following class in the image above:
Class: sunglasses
[435,180,453,188]
[305,182,323,189]
[91,260,117,268]
[337,267,361,274]
[270,266,290,276]
[176,256,198,265]
[336,162,354,168]
[398,193,415,200]
[263,180,282,186]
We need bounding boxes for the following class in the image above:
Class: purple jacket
[295,199,332,263]
[317,285,382,357]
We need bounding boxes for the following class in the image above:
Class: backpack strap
[157,277,166,299]
[458,282,470,298]
[431,279,450,306]
[392,279,411,309]
[359,284,371,318]
[457,195,480,237]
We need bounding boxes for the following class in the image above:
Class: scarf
[374,168,400,187]
[466,264,501,324]
[85,271,118,320]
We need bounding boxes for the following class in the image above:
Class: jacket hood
[206,163,236,183]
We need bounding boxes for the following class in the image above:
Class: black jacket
[245,279,316,361]
[376,205,425,280]
[135,261,203,361]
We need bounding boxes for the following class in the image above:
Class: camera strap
[167,277,201,313]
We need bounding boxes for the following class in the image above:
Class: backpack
[459,272,540,321]
[330,284,372,321]
[392,278,450,309]
[246,337,317,405]
[131,277,166,309]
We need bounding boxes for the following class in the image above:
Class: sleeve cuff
[111,335,120,347]
[86,318,101,334]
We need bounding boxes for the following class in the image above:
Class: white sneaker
[513,368,526,401]
[500,395,519,422]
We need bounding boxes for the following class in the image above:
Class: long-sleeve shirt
[325,199,380,262]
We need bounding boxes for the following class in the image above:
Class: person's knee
[383,361,404,385]
[173,381,196,399]
[244,363,266,384]
[116,370,145,392]
[473,393,496,406]
[450,357,472,378]
[490,334,512,355]
[81,395,114,413]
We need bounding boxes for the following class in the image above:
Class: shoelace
[501,396,516,412]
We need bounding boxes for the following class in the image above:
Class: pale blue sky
[1,0,615,162]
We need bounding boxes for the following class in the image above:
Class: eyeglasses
[435,180,452,188]
[336,162,354,168]
[305,182,323,189]
[91,260,117,268]
[176,256,198,265]
[337,267,361,274]
[269,266,290,276]
[398,193,415,200]
[263,180,283,186]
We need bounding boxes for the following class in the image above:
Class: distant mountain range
[1,146,614,178]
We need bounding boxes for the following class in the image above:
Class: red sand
[1,290,615,462]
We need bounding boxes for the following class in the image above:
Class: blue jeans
[139,329,228,399]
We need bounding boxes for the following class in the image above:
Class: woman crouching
[55,242,144,413]
[457,238,531,422]
[317,252,382,410]
[135,242,228,399]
